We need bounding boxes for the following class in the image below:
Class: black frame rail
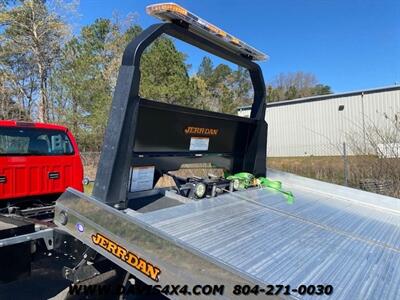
[93,22,267,206]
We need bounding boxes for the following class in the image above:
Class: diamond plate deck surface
[134,173,400,300]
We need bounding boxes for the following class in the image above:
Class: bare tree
[267,71,331,102]
[346,112,400,197]
[0,0,72,121]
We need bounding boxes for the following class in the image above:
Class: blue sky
[78,0,400,93]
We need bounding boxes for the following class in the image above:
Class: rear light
[16,121,35,127]
[194,182,206,198]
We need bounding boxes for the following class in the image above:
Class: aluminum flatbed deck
[55,169,400,299]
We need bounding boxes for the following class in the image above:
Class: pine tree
[140,37,194,106]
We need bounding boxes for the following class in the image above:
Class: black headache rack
[93,22,267,207]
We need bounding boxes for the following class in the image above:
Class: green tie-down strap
[226,172,294,204]
[226,172,255,190]
[257,177,294,204]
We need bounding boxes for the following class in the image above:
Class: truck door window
[0,128,74,155]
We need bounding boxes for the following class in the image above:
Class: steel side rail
[0,228,54,250]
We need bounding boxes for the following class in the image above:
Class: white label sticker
[128,166,155,192]
[189,137,209,151]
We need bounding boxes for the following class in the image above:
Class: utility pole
[338,104,349,186]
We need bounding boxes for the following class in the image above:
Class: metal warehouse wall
[238,86,400,157]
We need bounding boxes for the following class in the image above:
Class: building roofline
[237,84,400,111]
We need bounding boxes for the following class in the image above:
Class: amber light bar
[146,2,268,61]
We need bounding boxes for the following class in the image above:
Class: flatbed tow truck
[2,3,400,299]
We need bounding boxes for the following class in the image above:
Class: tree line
[0,0,332,150]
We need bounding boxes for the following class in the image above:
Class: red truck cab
[0,121,83,205]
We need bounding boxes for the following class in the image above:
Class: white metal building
[238,85,400,157]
